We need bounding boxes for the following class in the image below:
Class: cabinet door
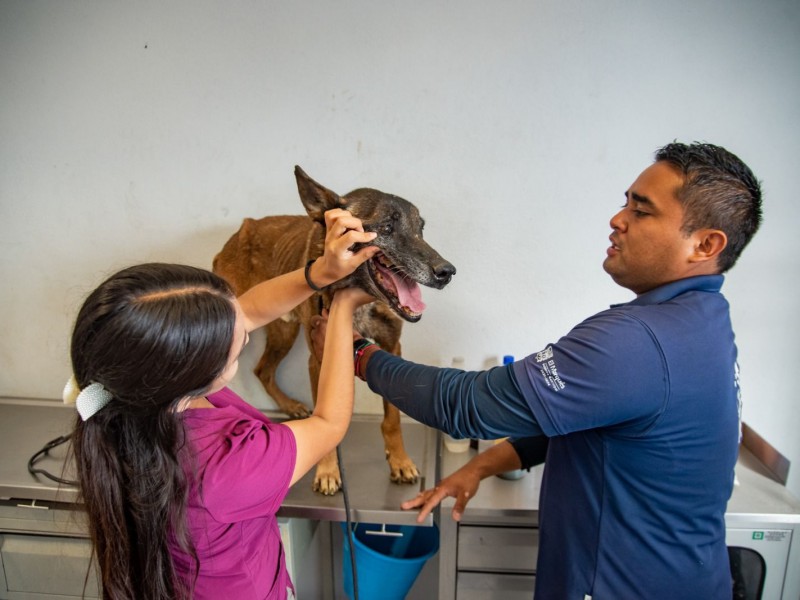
[457,526,538,573]
[0,534,99,599]
[457,571,536,600]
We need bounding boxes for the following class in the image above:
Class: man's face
[603,161,699,295]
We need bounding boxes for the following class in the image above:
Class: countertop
[0,397,436,526]
[439,439,800,526]
[5,394,798,527]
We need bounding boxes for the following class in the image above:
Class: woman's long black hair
[69,263,236,599]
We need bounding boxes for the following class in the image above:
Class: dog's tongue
[377,263,426,313]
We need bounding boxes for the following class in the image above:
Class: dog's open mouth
[369,254,426,320]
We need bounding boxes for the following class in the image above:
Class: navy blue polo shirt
[367,275,739,599]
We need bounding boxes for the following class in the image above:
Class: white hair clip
[62,376,80,405]
[63,376,113,421]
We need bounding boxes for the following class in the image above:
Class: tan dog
[213,166,456,494]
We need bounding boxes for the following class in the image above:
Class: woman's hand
[334,286,376,309]
[239,210,378,331]
[309,289,374,360]
[309,209,380,287]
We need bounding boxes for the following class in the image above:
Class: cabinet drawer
[1,534,100,598]
[457,571,536,600]
[457,525,538,573]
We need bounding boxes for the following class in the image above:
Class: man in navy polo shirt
[314,142,762,598]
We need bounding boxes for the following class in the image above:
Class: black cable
[27,434,78,486]
[314,294,358,597]
[337,444,359,600]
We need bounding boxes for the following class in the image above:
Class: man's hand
[401,464,482,523]
[401,440,524,522]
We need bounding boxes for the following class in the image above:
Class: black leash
[27,434,78,487]
[337,444,359,600]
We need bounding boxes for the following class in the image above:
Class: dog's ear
[294,166,347,223]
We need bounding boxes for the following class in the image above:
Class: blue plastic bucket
[341,522,439,600]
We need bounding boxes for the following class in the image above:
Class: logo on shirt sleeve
[535,346,565,391]
[535,346,554,363]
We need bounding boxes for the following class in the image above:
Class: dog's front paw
[387,453,420,484]
[280,399,311,419]
[313,465,342,495]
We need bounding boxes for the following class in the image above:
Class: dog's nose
[434,262,456,286]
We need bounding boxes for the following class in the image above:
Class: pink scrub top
[170,387,297,599]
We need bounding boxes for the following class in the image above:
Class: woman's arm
[282,287,373,486]
[238,209,379,331]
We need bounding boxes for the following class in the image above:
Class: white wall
[2,1,798,496]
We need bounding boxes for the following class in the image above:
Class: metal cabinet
[0,499,98,599]
[437,443,544,600]
[1,534,99,599]
[456,525,538,572]
[457,572,537,600]
[454,524,537,600]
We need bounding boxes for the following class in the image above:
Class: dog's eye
[380,223,393,235]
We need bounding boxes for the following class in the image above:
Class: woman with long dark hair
[66,209,378,599]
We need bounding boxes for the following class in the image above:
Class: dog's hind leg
[256,318,311,419]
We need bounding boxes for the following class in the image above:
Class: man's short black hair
[655,142,762,273]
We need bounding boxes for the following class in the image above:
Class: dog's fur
[213,166,455,494]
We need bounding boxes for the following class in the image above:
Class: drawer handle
[364,523,403,537]
[16,499,49,510]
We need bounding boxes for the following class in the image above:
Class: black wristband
[304,259,325,292]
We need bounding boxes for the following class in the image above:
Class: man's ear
[294,166,348,223]
[690,229,728,264]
